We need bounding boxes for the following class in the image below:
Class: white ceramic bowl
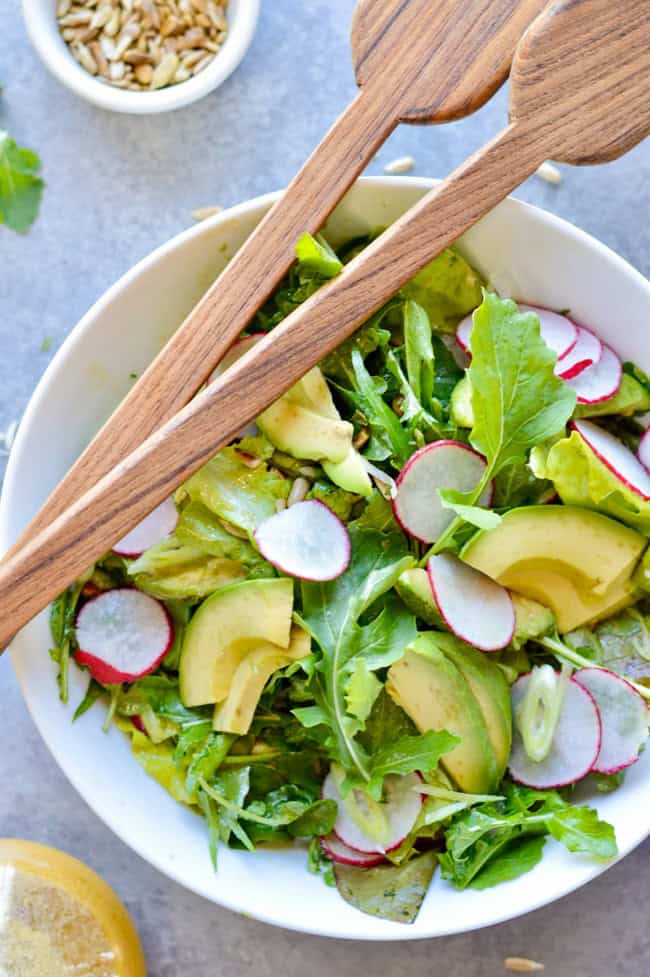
[4,177,650,940]
[22,0,259,114]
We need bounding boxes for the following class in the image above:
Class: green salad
[50,230,650,924]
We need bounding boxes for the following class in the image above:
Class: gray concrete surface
[1,2,649,973]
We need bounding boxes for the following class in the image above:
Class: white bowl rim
[4,175,650,939]
[21,0,260,114]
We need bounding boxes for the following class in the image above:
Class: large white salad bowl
[3,176,650,940]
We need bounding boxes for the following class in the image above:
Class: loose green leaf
[295,232,343,279]
[350,348,411,465]
[0,130,44,233]
[366,730,459,800]
[469,835,546,890]
[404,299,435,406]
[469,293,576,477]
[438,488,502,530]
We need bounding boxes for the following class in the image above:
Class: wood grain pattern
[2,0,649,648]
[4,0,546,562]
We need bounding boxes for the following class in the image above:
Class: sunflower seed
[288,477,310,507]
[134,62,154,83]
[384,155,415,174]
[504,958,545,973]
[535,161,562,185]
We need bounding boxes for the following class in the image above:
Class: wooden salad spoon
[5,0,548,559]
[0,0,649,649]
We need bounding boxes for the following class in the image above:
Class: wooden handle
[0,120,551,649]
[5,84,398,559]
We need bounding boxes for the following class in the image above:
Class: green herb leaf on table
[0,130,44,233]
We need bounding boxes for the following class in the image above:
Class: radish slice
[518,305,578,359]
[427,553,515,651]
[457,305,577,360]
[555,326,602,379]
[574,668,649,774]
[320,834,385,867]
[392,441,492,544]
[323,768,422,855]
[572,419,650,499]
[254,499,350,581]
[566,346,622,404]
[209,334,263,439]
[112,497,178,558]
[638,429,650,472]
[75,588,173,684]
[509,674,601,788]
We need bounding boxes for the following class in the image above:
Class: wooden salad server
[0,0,649,649]
[5,0,548,558]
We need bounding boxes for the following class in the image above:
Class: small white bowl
[22,0,259,114]
[4,177,650,939]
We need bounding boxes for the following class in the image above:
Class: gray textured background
[1,2,650,973]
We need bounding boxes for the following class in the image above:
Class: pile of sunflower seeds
[56,0,228,91]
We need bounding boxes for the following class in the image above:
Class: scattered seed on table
[384,155,415,174]
[504,957,545,972]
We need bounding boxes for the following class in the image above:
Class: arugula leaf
[49,579,85,702]
[404,300,435,407]
[344,660,382,724]
[299,517,415,780]
[439,781,617,890]
[469,294,576,475]
[333,851,437,924]
[365,730,459,800]
[492,461,553,509]
[350,348,411,465]
[322,300,396,384]
[0,130,44,233]
[73,678,104,721]
[438,489,502,530]
[469,835,546,889]
[430,335,464,412]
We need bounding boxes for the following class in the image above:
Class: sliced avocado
[450,376,473,428]
[179,578,293,706]
[575,373,650,418]
[462,505,645,599]
[257,399,352,464]
[387,635,499,793]
[323,447,373,497]
[498,566,638,633]
[213,625,311,735]
[511,593,555,648]
[427,632,512,779]
[395,568,444,627]
[286,367,340,420]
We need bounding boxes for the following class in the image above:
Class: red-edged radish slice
[112,497,178,558]
[392,441,492,544]
[320,834,385,867]
[574,668,649,774]
[427,553,515,651]
[323,768,422,855]
[571,419,650,499]
[457,306,577,361]
[131,715,146,734]
[209,334,264,439]
[75,588,173,684]
[555,326,603,379]
[566,346,622,404]
[518,305,578,359]
[254,499,350,581]
[510,674,601,788]
[639,429,650,472]
[456,315,473,352]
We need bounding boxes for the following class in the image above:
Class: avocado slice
[257,399,352,464]
[427,632,512,779]
[286,367,340,419]
[179,578,293,706]
[395,568,444,627]
[511,593,555,647]
[462,505,645,631]
[323,448,373,497]
[387,635,499,793]
[213,625,311,735]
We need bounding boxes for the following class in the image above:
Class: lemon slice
[0,839,146,977]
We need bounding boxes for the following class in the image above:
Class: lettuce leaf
[533,428,650,532]
[127,537,248,600]
[402,248,484,334]
[182,446,289,533]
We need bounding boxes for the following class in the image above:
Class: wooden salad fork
[0,0,649,649]
[5,0,548,559]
